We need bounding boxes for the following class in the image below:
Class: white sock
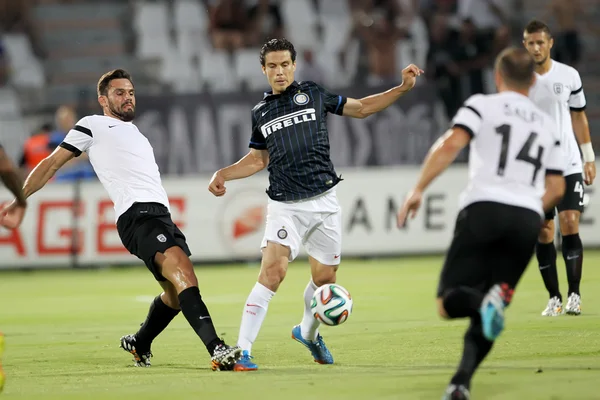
[300,280,320,341]
[237,282,275,354]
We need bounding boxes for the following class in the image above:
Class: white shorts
[260,188,342,265]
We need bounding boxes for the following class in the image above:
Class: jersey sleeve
[248,109,267,150]
[545,125,565,175]
[569,70,586,111]
[451,95,484,138]
[59,117,93,157]
[314,83,347,116]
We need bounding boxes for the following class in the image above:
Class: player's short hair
[97,69,134,96]
[259,38,297,66]
[524,19,552,38]
[496,47,535,89]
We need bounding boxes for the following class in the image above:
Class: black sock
[135,295,180,346]
[450,315,494,389]
[536,242,561,300]
[178,286,223,355]
[562,234,583,296]
[442,287,484,319]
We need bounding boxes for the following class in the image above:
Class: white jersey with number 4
[59,115,170,221]
[528,60,586,176]
[452,92,565,216]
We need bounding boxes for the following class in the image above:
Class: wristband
[581,142,595,162]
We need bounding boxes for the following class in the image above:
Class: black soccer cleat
[442,384,470,400]
[211,343,242,371]
[120,334,152,367]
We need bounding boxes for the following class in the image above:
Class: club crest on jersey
[554,83,563,94]
[157,234,167,243]
[277,228,288,239]
[293,92,309,105]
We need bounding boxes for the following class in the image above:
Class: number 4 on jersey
[495,124,544,185]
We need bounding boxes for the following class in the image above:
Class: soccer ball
[311,284,353,326]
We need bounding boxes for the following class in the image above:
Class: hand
[584,162,596,185]
[0,199,27,229]
[397,189,423,228]
[400,64,424,91]
[208,171,227,197]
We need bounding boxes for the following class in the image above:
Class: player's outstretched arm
[0,147,74,229]
[208,149,269,197]
[22,147,75,198]
[397,127,471,227]
[0,147,26,206]
[571,110,595,185]
[0,146,27,229]
[342,64,423,119]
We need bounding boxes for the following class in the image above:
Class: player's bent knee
[436,297,450,319]
[312,266,337,287]
[156,246,198,291]
[538,220,555,243]
[259,257,288,291]
[559,211,580,235]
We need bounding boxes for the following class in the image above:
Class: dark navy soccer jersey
[249,80,347,202]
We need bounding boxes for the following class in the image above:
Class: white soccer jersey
[529,60,586,176]
[59,115,170,221]
[453,92,565,216]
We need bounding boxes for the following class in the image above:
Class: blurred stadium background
[1,1,600,399]
[0,0,598,269]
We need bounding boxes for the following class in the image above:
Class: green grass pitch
[1,253,599,400]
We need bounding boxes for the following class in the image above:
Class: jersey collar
[536,59,555,78]
[263,81,300,101]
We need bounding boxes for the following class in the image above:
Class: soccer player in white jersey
[0,69,242,371]
[523,20,595,316]
[398,48,566,400]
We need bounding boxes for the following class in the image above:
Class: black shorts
[544,173,584,220]
[117,202,191,281]
[437,202,541,297]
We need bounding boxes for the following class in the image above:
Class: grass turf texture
[1,253,599,399]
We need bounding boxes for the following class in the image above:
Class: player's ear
[98,95,107,108]
[549,37,554,50]
[292,62,296,72]
[262,65,266,75]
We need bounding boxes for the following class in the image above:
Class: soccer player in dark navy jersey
[248,79,346,202]
[208,38,422,371]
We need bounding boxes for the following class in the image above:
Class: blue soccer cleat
[233,350,258,371]
[480,284,512,341]
[291,325,333,364]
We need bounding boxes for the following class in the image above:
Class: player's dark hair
[97,69,134,96]
[259,38,297,66]
[496,47,535,89]
[524,19,552,38]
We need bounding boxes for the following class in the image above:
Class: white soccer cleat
[565,293,581,315]
[541,296,563,316]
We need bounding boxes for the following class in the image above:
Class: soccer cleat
[233,350,258,371]
[565,293,581,315]
[0,332,5,393]
[442,384,470,400]
[541,296,563,316]
[211,343,242,371]
[480,284,512,341]
[120,334,152,367]
[291,325,333,364]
